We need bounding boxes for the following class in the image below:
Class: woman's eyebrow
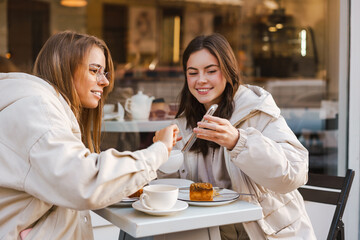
[89,63,103,69]
[187,64,219,71]
[204,64,219,69]
[186,66,198,71]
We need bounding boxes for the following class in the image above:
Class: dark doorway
[8,0,50,72]
[103,4,128,64]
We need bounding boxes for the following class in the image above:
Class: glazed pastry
[189,183,213,201]
[128,188,143,198]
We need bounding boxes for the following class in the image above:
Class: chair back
[298,169,355,240]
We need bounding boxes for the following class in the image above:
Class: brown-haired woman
[0,31,179,239]
[165,33,316,239]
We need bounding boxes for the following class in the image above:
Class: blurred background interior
[0,0,343,176]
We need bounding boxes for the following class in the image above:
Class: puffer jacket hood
[229,84,281,126]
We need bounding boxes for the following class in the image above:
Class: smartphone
[181,104,218,152]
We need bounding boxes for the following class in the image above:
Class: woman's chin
[81,101,100,109]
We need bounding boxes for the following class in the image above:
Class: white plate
[150,178,194,188]
[122,197,139,202]
[132,200,188,216]
[110,197,139,207]
[178,188,240,206]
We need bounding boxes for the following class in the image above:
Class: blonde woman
[0,31,179,239]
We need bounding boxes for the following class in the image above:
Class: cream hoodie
[0,73,168,239]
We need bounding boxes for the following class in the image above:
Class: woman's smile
[91,90,102,99]
[196,87,213,94]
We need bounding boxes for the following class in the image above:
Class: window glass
[0,0,344,175]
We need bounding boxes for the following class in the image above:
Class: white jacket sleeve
[229,114,308,194]
[18,94,168,210]
[26,127,168,210]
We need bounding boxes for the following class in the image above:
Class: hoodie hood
[0,72,58,111]
[229,84,281,126]
[0,72,76,127]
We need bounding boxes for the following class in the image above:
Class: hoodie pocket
[257,192,302,236]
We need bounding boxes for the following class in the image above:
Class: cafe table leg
[119,231,153,240]
[153,226,221,240]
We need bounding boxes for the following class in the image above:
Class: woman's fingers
[172,128,182,146]
[194,116,239,149]
[153,124,181,153]
[194,127,222,141]
[202,115,228,125]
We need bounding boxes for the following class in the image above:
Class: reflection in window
[1,0,343,175]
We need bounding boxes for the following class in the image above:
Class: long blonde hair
[33,31,114,153]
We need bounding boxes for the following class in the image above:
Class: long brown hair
[176,33,241,156]
[33,31,114,153]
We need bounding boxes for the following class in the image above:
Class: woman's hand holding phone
[194,115,239,150]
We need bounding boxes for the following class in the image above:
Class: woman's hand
[193,115,239,150]
[153,124,182,155]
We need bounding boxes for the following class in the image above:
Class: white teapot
[125,91,155,120]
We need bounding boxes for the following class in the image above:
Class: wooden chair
[298,169,355,240]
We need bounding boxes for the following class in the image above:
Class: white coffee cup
[140,184,178,210]
[159,150,184,173]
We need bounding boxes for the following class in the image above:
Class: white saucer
[132,200,188,216]
[150,178,194,188]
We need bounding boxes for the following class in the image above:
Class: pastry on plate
[189,182,213,201]
[128,188,143,198]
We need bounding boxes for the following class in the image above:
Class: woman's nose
[198,73,207,83]
[97,74,110,87]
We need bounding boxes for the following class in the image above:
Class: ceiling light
[276,23,284,29]
[263,0,278,10]
[268,26,277,32]
[60,0,87,7]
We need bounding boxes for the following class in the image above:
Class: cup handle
[140,193,152,210]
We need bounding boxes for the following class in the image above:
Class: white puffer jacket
[172,85,316,239]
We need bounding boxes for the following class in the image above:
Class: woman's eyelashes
[89,65,100,75]
[89,69,97,75]
[187,69,217,76]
